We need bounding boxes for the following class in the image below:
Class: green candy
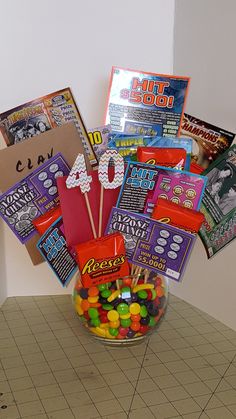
[117,303,129,315]
[140,305,148,318]
[120,318,131,328]
[91,318,101,327]
[102,304,113,311]
[149,316,156,327]
[121,287,131,293]
[101,289,112,298]
[106,282,112,288]
[137,290,148,299]
[109,328,119,336]
[88,308,99,319]
[151,289,157,300]
[98,284,107,291]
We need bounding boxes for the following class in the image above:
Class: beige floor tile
[165,360,190,374]
[195,366,221,381]
[156,350,180,363]
[18,343,41,356]
[69,354,91,368]
[14,335,37,346]
[95,399,124,416]
[153,373,180,389]
[18,400,45,417]
[124,367,149,381]
[185,357,210,370]
[162,385,189,401]
[225,374,236,388]
[136,378,158,394]
[0,405,20,419]
[213,341,236,352]
[225,365,236,377]
[8,377,34,392]
[172,398,201,414]
[0,338,16,349]
[10,326,32,337]
[0,369,7,381]
[72,402,100,418]
[27,362,51,376]
[109,382,134,398]
[31,373,56,387]
[144,363,170,377]
[30,324,51,334]
[5,366,29,380]
[216,389,236,405]
[138,353,161,367]
[184,381,212,397]
[0,346,20,359]
[0,392,15,405]
[36,384,62,399]
[41,395,69,412]
[64,391,91,407]
[101,413,128,419]
[58,379,84,395]
[34,331,56,343]
[149,402,179,418]
[39,339,61,352]
[88,386,115,402]
[116,358,141,371]
[53,369,78,384]
[207,378,231,392]
[206,406,236,418]
[22,352,46,366]
[103,371,129,386]
[119,394,146,411]
[228,404,236,415]
[1,356,24,370]
[96,361,121,375]
[174,370,200,385]
[204,395,224,409]
[140,389,168,405]
[47,358,71,372]
[0,380,11,393]
[47,409,75,419]
[82,375,107,390]
[128,406,155,418]
[0,329,12,339]
[13,388,39,404]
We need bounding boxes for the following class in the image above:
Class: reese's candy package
[152,198,205,233]
[76,232,130,287]
[32,206,62,235]
[137,147,187,170]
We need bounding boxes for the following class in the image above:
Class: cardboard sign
[0,123,91,264]
[106,207,196,282]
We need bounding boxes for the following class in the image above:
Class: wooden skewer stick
[98,185,104,237]
[84,192,97,239]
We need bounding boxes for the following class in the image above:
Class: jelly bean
[131,314,141,322]
[109,328,119,337]
[90,327,106,337]
[149,316,156,327]
[88,308,99,319]
[101,323,110,330]
[119,313,131,319]
[88,296,99,303]
[106,330,116,339]
[127,329,136,338]
[119,327,129,336]
[100,314,108,323]
[139,324,149,334]
[74,295,82,304]
[89,302,102,308]
[83,311,90,320]
[91,318,100,327]
[137,290,148,299]
[140,316,150,325]
[102,304,113,311]
[107,290,120,302]
[117,303,129,315]
[146,290,152,300]
[99,297,108,305]
[131,293,138,302]
[106,282,112,288]
[79,288,89,298]
[122,278,132,287]
[131,322,141,332]
[81,299,90,311]
[156,277,162,286]
[129,303,141,315]
[140,305,148,318]
[120,318,131,328]
[117,334,125,340]
[109,320,120,328]
[113,298,124,308]
[156,286,164,297]
[107,310,119,322]
[101,289,112,298]
[133,284,154,293]
[147,303,159,317]
[151,289,157,300]
[98,307,107,315]
[98,283,107,291]
[75,304,83,316]
[88,286,99,297]
[121,286,131,294]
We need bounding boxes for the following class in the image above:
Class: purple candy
[127,329,136,338]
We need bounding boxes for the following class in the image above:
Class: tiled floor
[1,294,236,419]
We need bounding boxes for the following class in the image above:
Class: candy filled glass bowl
[73,269,168,345]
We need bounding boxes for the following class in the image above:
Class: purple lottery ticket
[0,153,70,244]
[106,207,196,281]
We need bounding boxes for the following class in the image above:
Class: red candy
[140,325,149,334]
[119,327,129,336]
[146,290,152,300]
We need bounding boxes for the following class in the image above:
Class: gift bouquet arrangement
[0,67,235,343]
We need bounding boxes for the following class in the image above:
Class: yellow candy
[109,320,120,328]
[100,322,109,329]
[107,290,120,302]
[107,310,119,322]
[75,304,84,316]
[133,283,154,293]
[88,296,99,303]
[90,327,106,337]
[74,295,82,305]
[119,313,131,319]
[105,330,116,339]
[129,303,140,315]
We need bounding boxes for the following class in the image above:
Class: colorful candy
[73,272,167,341]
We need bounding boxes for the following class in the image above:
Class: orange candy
[156,286,164,297]
[81,299,90,311]
[88,287,99,297]
[130,322,141,332]
[122,278,132,287]
[131,314,141,322]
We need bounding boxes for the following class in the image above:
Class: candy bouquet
[0,67,235,344]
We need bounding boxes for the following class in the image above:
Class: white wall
[171,0,236,330]
[0,0,175,299]
[0,220,7,305]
